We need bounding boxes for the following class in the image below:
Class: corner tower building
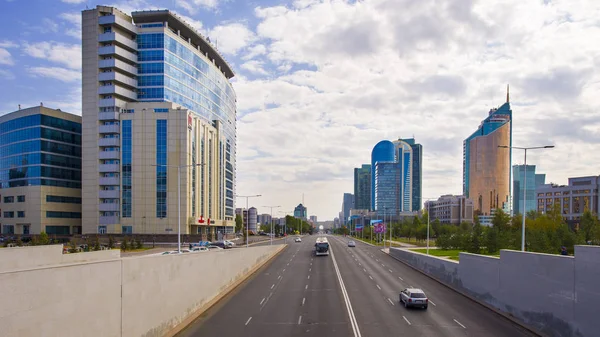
[82,7,236,236]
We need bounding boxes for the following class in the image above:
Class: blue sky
[1,0,600,220]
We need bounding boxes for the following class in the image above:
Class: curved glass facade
[0,114,81,189]
[136,31,236,218]
[371,141,395,211]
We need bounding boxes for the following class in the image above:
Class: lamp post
[153,163,204,253]
[263,205,281,245]
[235,194,262,248]
[499,145,554,251]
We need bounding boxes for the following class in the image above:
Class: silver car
[399,288,428,309]
[348,240,356,247]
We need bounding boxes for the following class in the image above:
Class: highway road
[178,235,537,337]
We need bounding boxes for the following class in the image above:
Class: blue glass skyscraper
[371,141,395,211]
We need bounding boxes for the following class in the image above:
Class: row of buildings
[234,203,315,234]
[0,6,238,236]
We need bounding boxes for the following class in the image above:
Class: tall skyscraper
[353,164,371,210]
[342,193,354,225]
[0,106,82,235]
[371,138,421,214]
[294,204,307,219]
[82,7,236,236]
[513,165,546,215]
[463,91,512,216]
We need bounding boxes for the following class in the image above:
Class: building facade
[82,6,236,235]
[309,215,317,223]
[294,203,307,219]
[463,95,512,216]
[513,165,546,216]
[258,213,272,226]
[371,140,395,211]
[425,195,474,225]
[0,106,82,235]
[536,176,600,228]
[353,164,371,211]
[401,138,423,211]
[341,193,354,225]
[248,207,257,234]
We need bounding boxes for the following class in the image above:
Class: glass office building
[353,164,371,211]
[371,140,395,211]
[463,95,512,216]
[513,165,545,216]
[401,138,423,211]
[82,6,236,236]
[0,106,82,235]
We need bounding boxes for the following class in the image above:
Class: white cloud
[0,69,15,80]
[0,49,14,65]
[175,0,223,14]
[60,12,81,39]
[61,0,86,3]
[0,40,18,48]
[27,67,81,82]
[240,60,268,76]
[23,42,81,70]
[208,22,256,55]
[230,0,600,219]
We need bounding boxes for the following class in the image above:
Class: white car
[348,240,356,247]
[206,245,223,250]
[224,240,235,247]
[399,288,428,309]
[295,237,302,242]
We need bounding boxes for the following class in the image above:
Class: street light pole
[499,145,554,251]
[235,194,262,248]
[263,205,281,245]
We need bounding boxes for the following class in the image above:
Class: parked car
[399,288,428,309]
[224,240,236,248]
[206,245,223,251]
[295,237,302,242]
[210,241,231,249]
[348,240,356,247]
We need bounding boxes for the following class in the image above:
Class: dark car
[210,241,230,249]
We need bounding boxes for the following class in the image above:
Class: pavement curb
[166,244,288,337]
[384,248,545,337]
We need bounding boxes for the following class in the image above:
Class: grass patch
[123,247,153,252]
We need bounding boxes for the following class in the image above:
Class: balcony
[99,177,120,186]
[98,97,128,108]
[98,59,137,76]
[98,137,120,147]
[99,164,120,173]
[99,215,119,225]
[99,124,120,134]
[98,32,137,51]
[99,72,137,88]
[98,45,137,64]
[99,151,120,160]
[99,189,120,199]
[98,111,120,121]
[99,203,120,212]
[98,85,137,100]
[98,15,137,34]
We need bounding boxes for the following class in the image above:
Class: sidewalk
[383,239,417,248]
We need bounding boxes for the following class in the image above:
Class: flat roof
[131,10,235,79]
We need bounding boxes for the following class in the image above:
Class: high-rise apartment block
[513,165,546,215]
[0,106,82,235]
[425,195,474,224]
[341,193,354,225]
[82,6,236,236]
[463,93,512,216]
[353,164,371,211]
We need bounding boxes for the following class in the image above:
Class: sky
[0,0,599,221]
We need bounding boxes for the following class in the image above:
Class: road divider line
[302,297,305,306]
[283,268,286,272]
[429,300,436,306]
[309,268,311,272]
[260,298,265,305]
[245,317,252,325]
[454,319,466,329]
[403,316,411,325]
[398,276,404,281]
[369,275,373,280]
[298,316,302,325]
[387,298,394,306]
[388,269,393,273]
[305,284,308,290]
[331,244,362,337]
[381,264,385,267]
[278,275,281,280]
[363,268,367,272]
[271,284,275,289]
[376,284,381,290]
[308,275,310,279]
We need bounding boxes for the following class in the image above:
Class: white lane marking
[376,259,379,262]
[454,319,466,329]
[398,276,404,281]
[309,268,311,272]
[287,263,289,266]
[358,263,361,266]
[311,258,313,261]
[381,264,385,267]
[376,284,381,290]
[308,275,310,279]
[271,284,275,289]
[278,275,281,280]
[331,244,362,337]
[302,297,306,306]
[245,317,252,325]
[298,316,302,325]
[387,298,395,306]
[305,284,308,290]
[260,298,265,305]
[283,269,286,272]
[363,268,367,272]
[369,275,373,280]
[310,262,312,266]
[429,300,436,306]
[403,316,411,325]
[388,269,393,273]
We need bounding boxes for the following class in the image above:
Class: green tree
[108,236,115,249]
[38,232,50,245]
[69,239,78,253]
[469,222,483,253]
[431,219,441,238]
[235,214,243,233]
[579,210,598,243]
[484,226,499,254]
[93,236,101,251]
[121,237,129,251]
[135,237,143,249]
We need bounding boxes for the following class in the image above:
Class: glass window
[17,211,25,218]
[3,196,14,203]
[154,108,169,113]
[46,211,82,218]
[17,195,25,202]
[46,226,70,235]
[122,120,132,217]
[2,225,14,234]
[3,211,14,218]
[137,33,164,49]
[138,87,164,100]
[138,75,164,87]
[46,195,82,203]
[156,120,167,218]
[122,226,133,234]
[98,226,107,234]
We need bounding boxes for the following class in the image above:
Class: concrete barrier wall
[0,245,64,272]
[389,246,600,337]
[1,244,285,337]
[0,260,123,337]
[61,249,121,264]
[121,245,285,337]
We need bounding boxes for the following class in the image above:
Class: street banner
[355,224,363,231]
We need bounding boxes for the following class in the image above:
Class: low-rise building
[425,195,474,225]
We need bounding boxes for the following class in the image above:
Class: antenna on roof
[506,84,510,103]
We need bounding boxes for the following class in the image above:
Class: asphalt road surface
[178,235,537,337]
